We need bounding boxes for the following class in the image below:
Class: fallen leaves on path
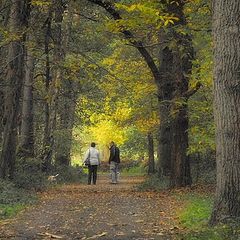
[0,176,182,240]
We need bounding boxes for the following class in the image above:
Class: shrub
[52,165,86,184]
[136,174,169,191]
[0,180,36,205]
[14,158,47,191]
[0,179,37,219]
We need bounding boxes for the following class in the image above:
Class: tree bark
[0,0,31,179]
[55,5,77,166]
[42,1,65,171]
[18,37,35,158]
[49,0,65,165]
[160,0,193,187]
[169,32,193,187]
[147,132,155,174]
[0,84,4,145]
[42,10,52,172]
[157,38,174,176]
[55,93,76,166]
[210,0,240,225]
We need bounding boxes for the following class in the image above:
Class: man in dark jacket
[109,141,120,184]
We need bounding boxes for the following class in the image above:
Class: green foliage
[14,158,47,191]
[186,0,214,156]
[121,165,146,176]
[0,180,37,219]
[177,193,240,240]
[136,174,169,191]
[178,194,213,229]
[53,165,86,184]
[181,226,240,240]
[0,180,36,205]
[0,204,25,219]
[120,126,148,161]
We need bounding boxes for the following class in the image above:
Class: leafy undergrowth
[136,174,169,191]
[177,193,213,229]
[0,165,87,221]
[176,186,240,240]
[137,177,240,239]
[0,180,37,220]
[120,165,146,176]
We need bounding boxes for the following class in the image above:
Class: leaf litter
[0,176,182,239]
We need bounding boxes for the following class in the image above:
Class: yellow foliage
[86,120,127,146]
[135,111,160,133]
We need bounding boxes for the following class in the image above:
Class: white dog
[47,174,59,182]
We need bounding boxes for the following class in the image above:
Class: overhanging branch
[87,0,161,84]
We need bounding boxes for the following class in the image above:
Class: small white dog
[47,174,59,182]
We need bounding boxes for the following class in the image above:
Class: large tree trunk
[160,0,193,187]
[170,99,191,187]
[42,1,65,171]
[18,40,35,158]
[55,94,76,166]
[210,0,240,225]
[55,5,77,166]
[0,0,31,179]
[49,0,65,166]
[157,41,174,176]
[42,11,52,172]
[147,132,155,174]
[170,33,193,187]
[0,86,4,145]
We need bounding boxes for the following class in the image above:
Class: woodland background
[0,0,239,237]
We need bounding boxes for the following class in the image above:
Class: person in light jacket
[83,142,100,185]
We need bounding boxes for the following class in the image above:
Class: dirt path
[0,176,180,240]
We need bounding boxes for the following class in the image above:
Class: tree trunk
[147,132,155,174]
[42,1,65,171]
[0,87,4,145]
[210,0,240,225]
[18,41,35,158]
[158,0,193,187]
[42,11,52,172]
[55,96,76,166]
[170,102,191,187]
[169,31,193,187]
[0,0,31,179]
[157,41,174,176]
[48,0,65,166]
[55,5,77,166]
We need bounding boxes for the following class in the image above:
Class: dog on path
[47,174,59,182]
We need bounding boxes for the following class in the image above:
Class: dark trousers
[88,165,98,184]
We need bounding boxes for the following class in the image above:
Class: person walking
[83,142,100,185]
[109,141,120,184]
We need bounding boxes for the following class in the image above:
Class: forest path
[0,176,181,240]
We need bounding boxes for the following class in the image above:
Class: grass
[0,204,26,219]
[0,179,37,220]
[177,192,240,240]
[178,193,213,229]
[136,176,240,240]
[120,165,146,176]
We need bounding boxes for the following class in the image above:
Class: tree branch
[87,0,161,84]
[183,82,202,99]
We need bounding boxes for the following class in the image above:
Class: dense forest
[0,0,240,239]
